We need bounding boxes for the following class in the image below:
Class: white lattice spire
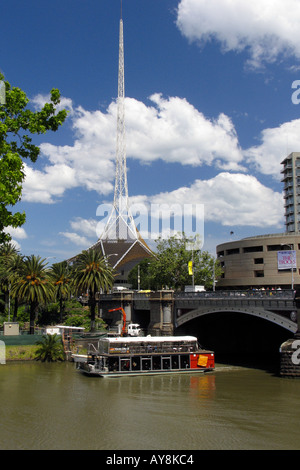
[100,6,138,241]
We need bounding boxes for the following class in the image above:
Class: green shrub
[34,334,65,362]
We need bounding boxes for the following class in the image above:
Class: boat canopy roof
[100,335,198,344]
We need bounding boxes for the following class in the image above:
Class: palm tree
[34,334,65,362]
[11,255,54,334]
[6,252,24,321]
[50,261,73,323]
[72,250,114,331]
[0,242,19,316]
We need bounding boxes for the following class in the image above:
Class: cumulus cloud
[4,226,28,240]
[58,217,99,249]
[69,217,98,238]
[23,162,77,203]
[3,226,28,252]
[126,94,243,169]
[60,170,284,248]
[22,93,244,203]
[132,172,284,229]
[31,93,74,115]
[59,231,91,247]
[176,0,300,68]
[23,91,286,243]
[244,118,300,178]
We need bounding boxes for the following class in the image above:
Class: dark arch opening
[176,311,293,373]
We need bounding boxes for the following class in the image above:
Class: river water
[1,360,300,450]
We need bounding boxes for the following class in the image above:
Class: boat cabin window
[98,337,198,355]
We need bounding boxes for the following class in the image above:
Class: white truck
[127,323,142,336]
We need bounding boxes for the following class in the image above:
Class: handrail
[173,289,295,299]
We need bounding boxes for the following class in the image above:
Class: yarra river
[1,360,300,450]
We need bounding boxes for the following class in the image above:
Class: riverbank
[4,345,39,361]
[3,342,86,362]
[0,331,88,362]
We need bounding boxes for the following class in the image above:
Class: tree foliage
[0,247,115,333]
[10,255,54,334]
[34,334,65,362]
[49,261,73,323]
[72,250,115,331]
[0,73,67,243]
[129,234,223,290]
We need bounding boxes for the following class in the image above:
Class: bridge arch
[176,306,298,333]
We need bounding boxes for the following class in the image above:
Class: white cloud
[23,92,286,235]
[3,227,27,252]
[4,226,27,240]
[244,118,300,178]
[69,217,98,238]
[31,93,74,115]
[23,98,116,203]
[59,231,91,247]
[61,171,284,248]
[132,172,284,229]
[23,162,77,203]
[176,0,300,68]
[58,217,99,249]
[23,93,244,203]
[126,94,243,170]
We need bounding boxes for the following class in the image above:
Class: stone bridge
[98,289,299,336]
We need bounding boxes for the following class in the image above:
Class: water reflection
[1,362,300,450]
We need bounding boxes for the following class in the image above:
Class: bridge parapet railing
[99,289,295,302]
[174,289,295,299]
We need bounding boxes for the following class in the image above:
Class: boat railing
[105,342,197,355]
[87,343,98,356]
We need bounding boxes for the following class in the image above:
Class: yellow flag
[188,261,193,275]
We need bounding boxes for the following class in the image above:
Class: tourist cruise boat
[73,335,215,377]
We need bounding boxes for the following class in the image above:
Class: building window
[254,258,264,264]
[254,270,264,277]
[226,248,240,255]
[267,244,294,251]
[243,246,263,253]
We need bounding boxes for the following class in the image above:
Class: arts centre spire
[89,2,152,285]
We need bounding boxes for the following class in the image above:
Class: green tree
[10,255,54,334]
[34,334,65,362]
[0,242,19,315]
[6,251,24,321]
[130,234,222,291]
[0,73,67,243]
[50,261,73,323]
[128,258,152,290]
[72,250,114,332]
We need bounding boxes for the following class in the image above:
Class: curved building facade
[216,233,300,289]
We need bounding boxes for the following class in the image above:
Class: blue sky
[2,0,300,263]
